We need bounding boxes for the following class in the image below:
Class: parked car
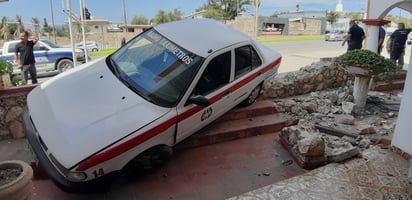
[76,41,100,52]
[325,31,346,41]
[24,18,281,192]
[0,39,86,74]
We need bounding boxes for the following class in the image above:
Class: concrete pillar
[362,19,390,52]
[353,75,370,113]
[366,25,379,53]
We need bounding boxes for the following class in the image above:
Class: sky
[0,0,408,27]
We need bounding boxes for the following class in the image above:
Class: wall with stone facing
[263,61,351,98]
[0,86,35,139]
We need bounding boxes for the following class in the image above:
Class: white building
[336,0,344,12]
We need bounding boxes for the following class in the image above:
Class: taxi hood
[26,58,171,168]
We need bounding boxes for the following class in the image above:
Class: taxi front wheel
[124,145,173,175]
[240,84,262,107]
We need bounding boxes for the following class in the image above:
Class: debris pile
[273,78,400,169]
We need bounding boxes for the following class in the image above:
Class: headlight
[67,172,87,182]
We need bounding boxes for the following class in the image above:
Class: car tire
[92,48,99,52]
[56,59,73,72]
[240,83,262,107]
[125,145,173,174]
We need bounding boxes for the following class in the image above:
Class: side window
[33,43,40,51]
[34,43,47,51]
[235,45,262,78]
[194,51,231,96]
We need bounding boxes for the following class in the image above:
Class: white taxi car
[24,18,281,192]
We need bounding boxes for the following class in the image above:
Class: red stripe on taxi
[76,57,281,171]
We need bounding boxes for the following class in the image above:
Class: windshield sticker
[147,31,193,65]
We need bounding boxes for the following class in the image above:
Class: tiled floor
[228,146,412,200]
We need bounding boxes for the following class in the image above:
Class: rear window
[234,45,262,78]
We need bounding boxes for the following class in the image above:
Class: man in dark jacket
[14,30,39,84]
[390,23,412,65]
[342,20,366,51]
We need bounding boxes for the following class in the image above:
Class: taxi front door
[175,51,234,143]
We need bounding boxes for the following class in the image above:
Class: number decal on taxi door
[201,107,213,121]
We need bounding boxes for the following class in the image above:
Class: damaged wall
[264,61,350,98]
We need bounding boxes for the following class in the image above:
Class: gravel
[0,167,22,186]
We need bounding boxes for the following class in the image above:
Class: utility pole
[65,0,77,67]
[50,0,56,43]
[79,0,88,62]
[122,0,127,35]
[254,0,260,40]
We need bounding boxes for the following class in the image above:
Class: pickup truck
[0,39,86,74]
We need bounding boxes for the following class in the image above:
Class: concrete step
[373,79,405,92]
[371,70,407,92]
[219,100,278,121]
[373,70,407,81]
[175,113,298,150]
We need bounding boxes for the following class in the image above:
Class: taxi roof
[153,18,252,58]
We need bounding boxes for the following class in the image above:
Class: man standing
[14,30,39,84]
[378,26,386,55]
[390,23,412,65]
[342,20,366,51]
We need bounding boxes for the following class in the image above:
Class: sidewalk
[228,146,412,200]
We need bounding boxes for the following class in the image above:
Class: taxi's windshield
[110,29,203,107]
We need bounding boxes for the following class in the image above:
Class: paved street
[264,39,411,73]
[37,39,411,83]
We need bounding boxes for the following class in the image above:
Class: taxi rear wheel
[125,145,173,174]
[240,83,262,106]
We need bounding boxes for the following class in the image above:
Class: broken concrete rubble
[269,61,401,170]
[280,120,361,169]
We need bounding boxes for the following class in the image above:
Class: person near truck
[14,30,39,84]
[342,20,365,51]
[389,23,412,66]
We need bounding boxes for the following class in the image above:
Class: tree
[56,27,68,37]
[326,11,340,30]
[1,16,10,41]
[43,18,52,34]
[31,17,40,33]
[197,0,251,21]
[344,12,362,21]
[150,9,182,25]
[168,9,182,22]
[13,15,24,39]
[131,15,149,25]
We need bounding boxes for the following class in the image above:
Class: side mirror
[188,95,210,107]
[39,46,48,51]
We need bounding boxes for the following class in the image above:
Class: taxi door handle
[223,90,231,96]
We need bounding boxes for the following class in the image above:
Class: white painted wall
[368,0,412,155]
[392,56,412,154]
